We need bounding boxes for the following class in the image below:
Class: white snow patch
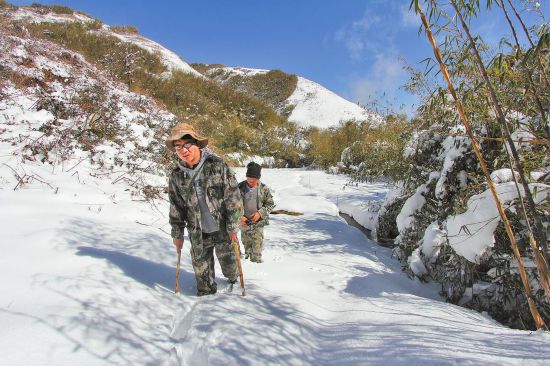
[446,182,549,263]
[421,222,446,262]
[434,132,470,199]
[286,77,383,129]
[397,172,440,233]
[408,248,428,276]
[490,169,519,184]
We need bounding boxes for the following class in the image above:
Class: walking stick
[232,240,246,296]
[174,248,182,294]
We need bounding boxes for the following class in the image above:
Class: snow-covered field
[2,165,550,365]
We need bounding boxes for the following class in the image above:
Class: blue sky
[11,0,549,116]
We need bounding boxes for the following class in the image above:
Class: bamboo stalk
[450,0,549,264]
[415,1,546,329]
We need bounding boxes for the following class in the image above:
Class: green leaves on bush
[307,116,411,182]
[110,25,139,34]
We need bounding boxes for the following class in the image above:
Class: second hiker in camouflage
[167,122,244,296]
[238,162,275,263]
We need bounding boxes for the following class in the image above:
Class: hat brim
[166,133,208,151]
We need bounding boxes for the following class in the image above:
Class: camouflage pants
[190,231,238,296]
[241,225,264,262]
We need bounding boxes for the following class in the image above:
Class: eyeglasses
[174,142,196,151]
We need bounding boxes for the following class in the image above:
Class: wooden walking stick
[174,248,182,294]
[232,240,246,296]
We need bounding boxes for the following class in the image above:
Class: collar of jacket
[177,149,213,176]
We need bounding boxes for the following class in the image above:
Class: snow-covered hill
[8,5,380,131]
[9,6,202,78]
[1,6,177,197]
[202,66,383,129]
[287,76,383,129]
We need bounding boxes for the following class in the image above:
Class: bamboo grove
[411,0,549,329]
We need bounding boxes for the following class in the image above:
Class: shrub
[200,67,298,112]
[307,120,371,170]
[30,3,73,14]
[189,63,226,75]
[110,25,139,34]
[346,114,412,182]
[0,0,13,9]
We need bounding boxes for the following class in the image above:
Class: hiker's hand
[250,212,261,223]
[239,216,248,226]
[229,231,238,243]
[173,238,183,251]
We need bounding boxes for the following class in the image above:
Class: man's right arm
[168,174,186,250]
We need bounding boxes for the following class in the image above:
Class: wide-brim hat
[165,122,208,151]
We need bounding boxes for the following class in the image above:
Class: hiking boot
[250,257,263,263]
[197,285,217,296]
[197,289,217,296]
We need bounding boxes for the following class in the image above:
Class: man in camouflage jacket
[167,123,243,296]
[239,162,275,263]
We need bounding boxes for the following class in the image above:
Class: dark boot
[250,255,263,263]
[197,287,217,296]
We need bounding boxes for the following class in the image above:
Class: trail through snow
[1,168,549,365]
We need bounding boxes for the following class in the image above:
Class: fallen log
[271,209,303,216]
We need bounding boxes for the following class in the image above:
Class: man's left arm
[258,185,275,220]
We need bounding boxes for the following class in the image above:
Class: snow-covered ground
[2,163,550,365]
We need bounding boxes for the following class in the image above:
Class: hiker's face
[174,139,200,166]
[246,177,260,188]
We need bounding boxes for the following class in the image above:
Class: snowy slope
[9,6,202,78]
[204,66,383,129]
[105,30,203,78]
[286,76,383,129]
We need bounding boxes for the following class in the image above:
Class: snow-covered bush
[377,118,550,329]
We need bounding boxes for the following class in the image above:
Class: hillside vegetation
[192,64,298,116]
[3,2,395,169]
[19,16,303,166]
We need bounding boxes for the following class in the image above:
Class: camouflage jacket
[238,181,275,228]
[169,151,243,256]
